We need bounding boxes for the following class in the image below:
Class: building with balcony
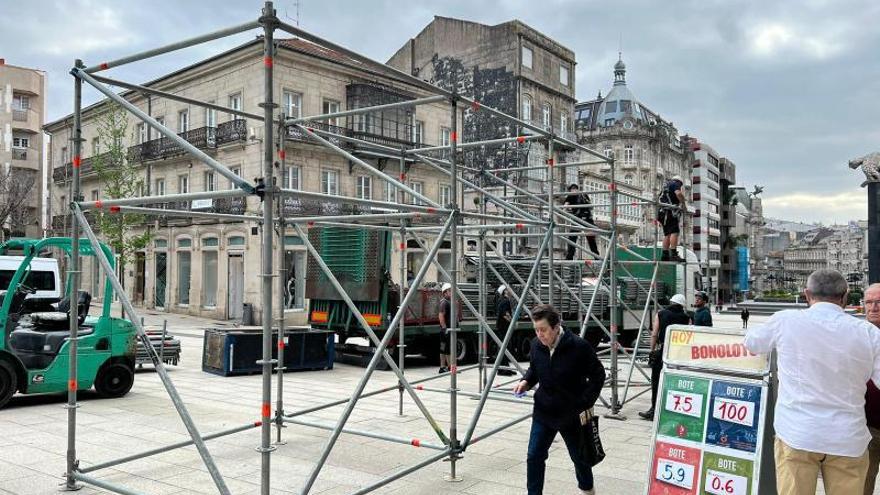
[45,37,464,324]
[574,57,691,246]
[783,228,835,289]
[0,59,45,239]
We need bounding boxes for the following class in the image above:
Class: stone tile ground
[0,310,860,494]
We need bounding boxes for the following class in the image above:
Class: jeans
[650,357,663,410]
[527,417,594,494]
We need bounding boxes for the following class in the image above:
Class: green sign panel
[700,452,753,495]
[658,373,711,443]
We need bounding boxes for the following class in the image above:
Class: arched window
[624,174,634,185]
[542,103,552,130]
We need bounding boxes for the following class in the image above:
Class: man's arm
[439,301,447,329]
[675,189,686,212]
[649,313,660,351]
[743,313,779,354]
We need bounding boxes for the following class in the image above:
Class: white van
[0,256,62,301]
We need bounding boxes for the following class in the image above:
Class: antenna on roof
[618,32,623,61]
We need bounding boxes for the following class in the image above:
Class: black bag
[578,408,606,466]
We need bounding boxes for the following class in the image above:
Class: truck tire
[95,362,134,398]
[455,337,470,363]
[515,334,533,362]
[0,360,16,409]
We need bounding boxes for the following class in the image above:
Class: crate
[202,327,334,377]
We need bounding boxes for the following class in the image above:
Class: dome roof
[597,56,643,127]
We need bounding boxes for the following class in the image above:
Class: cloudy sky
[4,0,878,224]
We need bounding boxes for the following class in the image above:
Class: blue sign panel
[736,246,750,292]
[705,379,762,453]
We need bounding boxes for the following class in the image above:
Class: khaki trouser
[864,427,880,495]
[775,437,868,495]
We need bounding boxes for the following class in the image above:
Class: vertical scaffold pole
[478,159,487,391]
[547,138,555,308]
[64,58,84,493]
[446,97,462,482]
[607,156,624,420]
[398,147,406,416]
[274,114,287,445]
[258,3,278,493]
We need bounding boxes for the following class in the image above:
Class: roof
[575,56,670,131]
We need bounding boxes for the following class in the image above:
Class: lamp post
[849,152,880,284]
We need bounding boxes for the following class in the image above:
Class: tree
[90,103,152,298]
[0,167,37,241]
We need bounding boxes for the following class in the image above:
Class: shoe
[580,489,596,495]
[438,367,449,374]
[669,253,685,263]
[638,408,654,420]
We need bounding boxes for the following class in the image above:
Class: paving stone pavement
[0,309,858,494]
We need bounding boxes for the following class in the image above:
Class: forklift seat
[30,291,91,329]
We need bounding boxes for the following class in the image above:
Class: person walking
[864,283,880,495]
[437,282,454,374]
[745,269,880,495]
[495,285,516,376]
[692,291,713,327]
[740,307,750,328]
[513,304,605,495]
[639,294,690,420]
[656,175,686,262]
[562,184,599,260]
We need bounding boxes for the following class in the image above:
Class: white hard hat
[672,175,682,182]
[670,294,687,306]
[497,285,507,295]
[442,282,452,292]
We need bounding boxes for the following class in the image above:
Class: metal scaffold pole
[398,147,407,417]
[258,3,279,493]
[274,114,288,446]
[446,97,462,482]
[63,58,84,493]
[607,156,625,420]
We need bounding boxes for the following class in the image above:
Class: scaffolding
[58,3,695,494]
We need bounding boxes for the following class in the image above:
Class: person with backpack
[562,184,599,260]
[640,294,691,420]
[657,175,686,262]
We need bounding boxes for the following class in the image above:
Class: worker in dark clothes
[562,184,599,260]
[640,294,691,420]
[741,307,750,329]
[692,291,713,327]
[513,304,605,495]
[495,285,516,376]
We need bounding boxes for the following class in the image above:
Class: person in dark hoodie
[513,304,606,495]
[640,294,691,421]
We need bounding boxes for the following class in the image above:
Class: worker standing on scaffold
[657,175,686,262]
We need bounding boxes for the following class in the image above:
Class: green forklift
[0,237,137,409]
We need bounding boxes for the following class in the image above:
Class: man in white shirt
[745,269,880,495]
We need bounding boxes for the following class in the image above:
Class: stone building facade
[0,60,45,239]
[574,58,690,246]
[45,37,465,325]
[782,228,834,288]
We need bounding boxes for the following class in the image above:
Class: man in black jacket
[513,304,605,495]
[562,184,600,260]
[639,294,691,420]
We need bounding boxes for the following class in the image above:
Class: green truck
[0,237,137,409]
[305,227,702,366]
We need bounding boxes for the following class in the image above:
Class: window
[137,123,147,144]
[321,169,338,195]
[605,101,618,113]
[522,95,532,123]
[322,100,340,126]
[206,103,217,128]
[228,236,246,247]
[155,178,166,196]
[542,103,551,130]
[283,249,306,310]
[12,94,29,110]
[439,184,452,206]
[178,110,189,133]
[229,167,241,190]
[603,145,613,158]
[91,137,99,155]
[228,93,242,119]
[91,190,99,201]
[356,175,372,200]
[624,145,634,164]
[620,100,632,113]
[154,116,165,133]
[284,91,303,119]
[708,203,719,214]
[522,45,533,69]
[61,146,68,165]
[560,111,568,136]
[283,165,301,190]
[178,175,189,194]
[409,181,424,205]
[202,250,218,307]
[708,170,719,183]
[204,171,216,192]
[177,251,191,306]
[12,137,29,148]
[560,65,569,86]
[604,119,614,127]
[413,120,424,144]
[624,174,633,185]
[385,182,397,203]
[440,127,451,147]
[708,186,719,199]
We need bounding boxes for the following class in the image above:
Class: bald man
[865,284,880,495]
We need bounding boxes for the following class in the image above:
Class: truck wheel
[455,337,473,364]
[95,362,134,398]
[0,360,17,409]
[516,335,533,362]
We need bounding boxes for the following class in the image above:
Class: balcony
[287,121,347,147]
[12,109,28,122]
[128,125,221,163]
[12,148,27,160]
[52,152,111,183]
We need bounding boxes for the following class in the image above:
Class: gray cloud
[3,0,878,224]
